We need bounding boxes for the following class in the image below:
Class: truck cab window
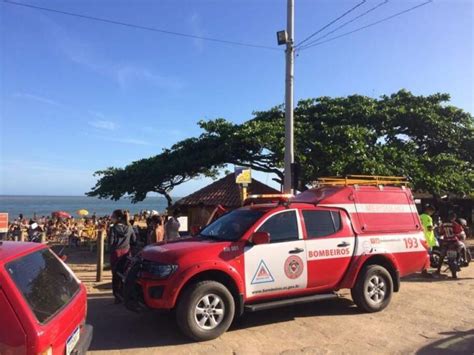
[303,210,341,238]
[257,211,299,243]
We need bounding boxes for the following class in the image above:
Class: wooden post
[241,183,248,204]
[96,230,105,282]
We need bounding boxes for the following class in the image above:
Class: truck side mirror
[251,231,270,245]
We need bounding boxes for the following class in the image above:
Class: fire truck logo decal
[284,255,304,279]
[251,260,274,284]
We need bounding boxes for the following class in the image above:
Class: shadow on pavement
[87,295,358,351]
[417,329,474,354]
[232,297,358,331]
[402,272,474,283]
[87,295,188,350]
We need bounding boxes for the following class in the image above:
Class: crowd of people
[1,208,184,304]
[3,209,183,248]
[5,213,110,244]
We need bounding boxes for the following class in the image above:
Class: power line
[2,0,281,52]
[298,0,389,51]
[299,0,433,51]
[295,0,367,48]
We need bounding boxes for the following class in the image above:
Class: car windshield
[199,209,265,241]
[5,248,80,324]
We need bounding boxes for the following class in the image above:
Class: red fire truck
[121,176,429,341]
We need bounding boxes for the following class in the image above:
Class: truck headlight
[141,261,178,279]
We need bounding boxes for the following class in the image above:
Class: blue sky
[0,0,472,197]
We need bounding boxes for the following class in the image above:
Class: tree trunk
[162,192,173,207]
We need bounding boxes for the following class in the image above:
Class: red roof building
[174,174,280,231]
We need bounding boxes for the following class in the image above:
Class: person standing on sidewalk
[108,209,136,303]
[165,210,181,241]
[420,204,437,249]
[420,204,437,277]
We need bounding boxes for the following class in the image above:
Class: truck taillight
[420,238,429,250]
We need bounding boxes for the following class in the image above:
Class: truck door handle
[289,247,304,254]
[337,241,350,247]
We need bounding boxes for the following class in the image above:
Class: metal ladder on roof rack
[314,175,409,187]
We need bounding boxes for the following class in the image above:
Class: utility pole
[283,0,294,193]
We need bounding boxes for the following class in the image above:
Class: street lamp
[276,30,288,45]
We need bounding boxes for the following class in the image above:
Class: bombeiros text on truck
[119,176,430,341]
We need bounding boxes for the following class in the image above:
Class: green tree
[87,90,474,203]
[87,146,221,206]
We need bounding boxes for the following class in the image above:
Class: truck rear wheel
[351,265,393,313]
[176,280,235,341]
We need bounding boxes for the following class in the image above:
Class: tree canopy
[87,90,474,204]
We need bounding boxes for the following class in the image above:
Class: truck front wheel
[176,280,235,341]
[351,265,393,313]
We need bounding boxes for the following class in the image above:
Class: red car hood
[140,238,232,263]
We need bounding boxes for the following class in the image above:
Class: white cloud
[88,111,106,119]
[113,64,184,90]
[103,137,151,146]
[88,120,117,130]
[141,126,184,138]
[13,93,63,107]
[188,12,205,52]
[45,18,184,91]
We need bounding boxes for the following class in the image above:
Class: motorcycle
[430,239,471,278]
[445,240,461,279]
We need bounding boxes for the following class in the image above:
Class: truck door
[244,209,308,299]
[302,209,355,290]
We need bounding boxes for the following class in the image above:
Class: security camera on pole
[277,0,295,194]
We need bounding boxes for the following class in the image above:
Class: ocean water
[0,195,170,219]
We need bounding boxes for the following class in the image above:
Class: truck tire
[351,265,393,313]
[176,280,235,341]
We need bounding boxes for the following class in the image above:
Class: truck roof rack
[244,194,293,206]
[315,175,409,187]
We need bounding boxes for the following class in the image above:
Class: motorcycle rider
[435,213,469,275]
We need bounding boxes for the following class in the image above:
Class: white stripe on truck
[306,232,426,261]
[319,203,416,214]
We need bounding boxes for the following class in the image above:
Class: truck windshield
[5,248,80,324]
[199,209,265,241]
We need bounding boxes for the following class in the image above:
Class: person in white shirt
[165,210,181,241]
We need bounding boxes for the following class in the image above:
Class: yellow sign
[235,167,252,184]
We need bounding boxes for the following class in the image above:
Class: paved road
[68,249,474,354]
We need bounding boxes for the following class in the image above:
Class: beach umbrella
[52,211,72,219]
[77,209,89,216]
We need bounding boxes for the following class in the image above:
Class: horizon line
[0,194,175,199]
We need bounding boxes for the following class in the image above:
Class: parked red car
[0,241,92,355]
